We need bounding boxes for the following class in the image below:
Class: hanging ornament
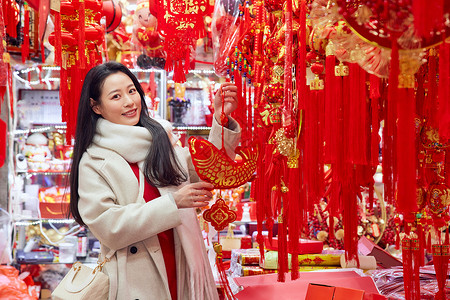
[188,137,259,189]
[49,0,104,142]
[203,197,237,232]
[152,0,211,82]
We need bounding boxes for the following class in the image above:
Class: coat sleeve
[77,155,182,251]
[208,116,241,159]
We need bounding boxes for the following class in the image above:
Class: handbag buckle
[93,256,110,273]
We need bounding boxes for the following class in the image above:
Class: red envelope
[333,286,365,300]
[305,284,335,300]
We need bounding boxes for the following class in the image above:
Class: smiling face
[91,72,142,126]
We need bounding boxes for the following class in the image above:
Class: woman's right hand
[172,182,215,208]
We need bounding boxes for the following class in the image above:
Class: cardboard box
[305,284,335,300]
[358,236,402,268]
[264,237,323,254]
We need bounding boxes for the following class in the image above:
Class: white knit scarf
[93,118,151,166]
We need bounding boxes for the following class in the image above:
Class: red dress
[129,163,177,300]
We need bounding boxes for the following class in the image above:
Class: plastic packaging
[211,0,242,76]
[0,265,38,299]
[371,267,450,299]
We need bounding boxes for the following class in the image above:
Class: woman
[69,61,240,299]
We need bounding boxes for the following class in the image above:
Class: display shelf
[173,126,212,131]
[13,218,76,226]
[16,170,70,175]
[14,256,99,266]
[13,125,67,137]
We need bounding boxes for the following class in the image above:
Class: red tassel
[432,244,449,300]
[348,63,368,165]
[402,238,413,300]
[54,10,62,66]
[418,223,425,266]
[6,0,18,38]
[288,164,301,281]
[427,231,432,254]
[277,214,288,282]
[78,0,86,68]
[369,75,380,166]
[425,49,438,127]
[411,238,421,300]
[324,54,336,163]
[438,40,450,140]
[184,49,190,73]
[21,4,29,63]
[214,242,236,300]
[342,175,359,266]
[412,0,443,39]
[384,38,399,206]
[396,86,417,215]
[304,89,324,205]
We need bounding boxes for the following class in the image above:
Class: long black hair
[69,62,187,226]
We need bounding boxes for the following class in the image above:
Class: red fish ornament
[188,136,259,189]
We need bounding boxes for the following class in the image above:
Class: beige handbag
[52,259,109,300]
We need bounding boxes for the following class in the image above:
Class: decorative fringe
[78,0,86,68]
[369,75,380,167]
[418,223,425,266]
[425,49,438,127]
[348,63,368,165]
[342,172,359,266]
[402,238,413,300]
[288,163,301,280]
[412,0,444,39]
[277,213,288,282]
[396,86,417,215]
[297,0,307,110]
[6,0,17,38]
[21,4,29,63]
[432,244,449,300]
[214,243,236,300]
[173,61,186,83]
[438,39,450,140]
[384,38,399,206]
[427,231,432,254]
[412,238,421,300]
[304,89,324,205]
[324,54,336,164]
[54,11,62,66]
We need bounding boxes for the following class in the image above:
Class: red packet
[305,284,335,300]
[333,287,364,300]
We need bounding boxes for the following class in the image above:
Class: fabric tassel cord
[396,86,417,215]
[402,238,413,300]
[213,241,236,300]
[432,243,449,300]
[21,3,29,63]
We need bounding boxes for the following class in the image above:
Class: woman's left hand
[213,82,238,126]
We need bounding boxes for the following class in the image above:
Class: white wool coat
[77,117,241,300]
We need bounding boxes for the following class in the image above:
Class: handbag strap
[64,262,101,293]
[64,249,115,293]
